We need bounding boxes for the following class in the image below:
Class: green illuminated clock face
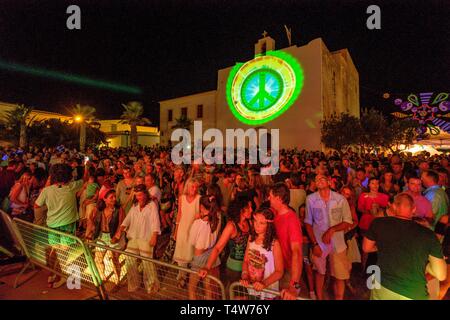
[226,51,304,125]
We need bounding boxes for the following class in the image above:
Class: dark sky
[0,0,449,125]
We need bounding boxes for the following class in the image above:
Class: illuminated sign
[226,50,304,125]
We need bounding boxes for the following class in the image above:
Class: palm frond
[26,114,39,127]
[71,104,97,121]
[120,101,150,125]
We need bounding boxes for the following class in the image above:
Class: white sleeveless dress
[173,194,200,264]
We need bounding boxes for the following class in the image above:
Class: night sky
[0,0,449,126]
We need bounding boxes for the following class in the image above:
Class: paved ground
[0,263,99,300]
[1,260,448,300]
[0,260,374,300]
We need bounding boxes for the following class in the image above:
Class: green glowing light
[226,50,304,125]
[0,60,141,95]
[241,68,283,111]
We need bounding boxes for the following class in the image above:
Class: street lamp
[74,115,86,151]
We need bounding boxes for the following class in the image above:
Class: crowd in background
[0,145,449,300]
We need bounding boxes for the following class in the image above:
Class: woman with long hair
[198,196,253,289]
[173,177,200,288]
[358,177,388,271]
[358,177,389,235]
[114,184,161,294]
[87,189,125,285]
[206,183,224,226]
[240,207,283,300]
[380,170,400,200]
[188,195,222,299]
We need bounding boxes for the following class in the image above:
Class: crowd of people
[0,145,449,300]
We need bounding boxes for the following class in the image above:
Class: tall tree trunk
[19,122,27,149]
[80,122,86,152]
[131,124,138,147]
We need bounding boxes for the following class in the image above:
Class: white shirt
[189,218,220,250]
[305,191,353,255]
[121,202,161,241]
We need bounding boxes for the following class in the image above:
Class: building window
[181,107,188,118]
[168,110,173,122]
[197,104,203,118]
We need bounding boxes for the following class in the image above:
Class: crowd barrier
[0,210,24,259]
[1,213,226,300]
[229,281,309,300]
[10,217,106,299]
[85,241,226,300]
[2,215,306,301]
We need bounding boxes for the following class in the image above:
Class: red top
[357,192,389,231]
[273,208,302,272]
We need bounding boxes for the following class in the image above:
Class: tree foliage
[321,112,362,155]
[27,119,106,149]
[120,101,151,147]
[171,114,193,130]
[321,108,420,154]
[382,118,420,151]
[2,104,35,148]
[359,108,389,151]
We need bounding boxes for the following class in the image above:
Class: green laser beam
[0,59,142,95]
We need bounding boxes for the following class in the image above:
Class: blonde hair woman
[173,177,200,288]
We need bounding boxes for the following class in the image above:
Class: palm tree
[171,114,193,130]
[71,104,96,152]
[3,104,34,149]
[120,101,151,148]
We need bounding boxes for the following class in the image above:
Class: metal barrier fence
[85,241,226,300]
[4,216,311,301]
[0,210,25,258]
[229,281,309,300]
[3,214,227,300]
[12,218,106,299]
